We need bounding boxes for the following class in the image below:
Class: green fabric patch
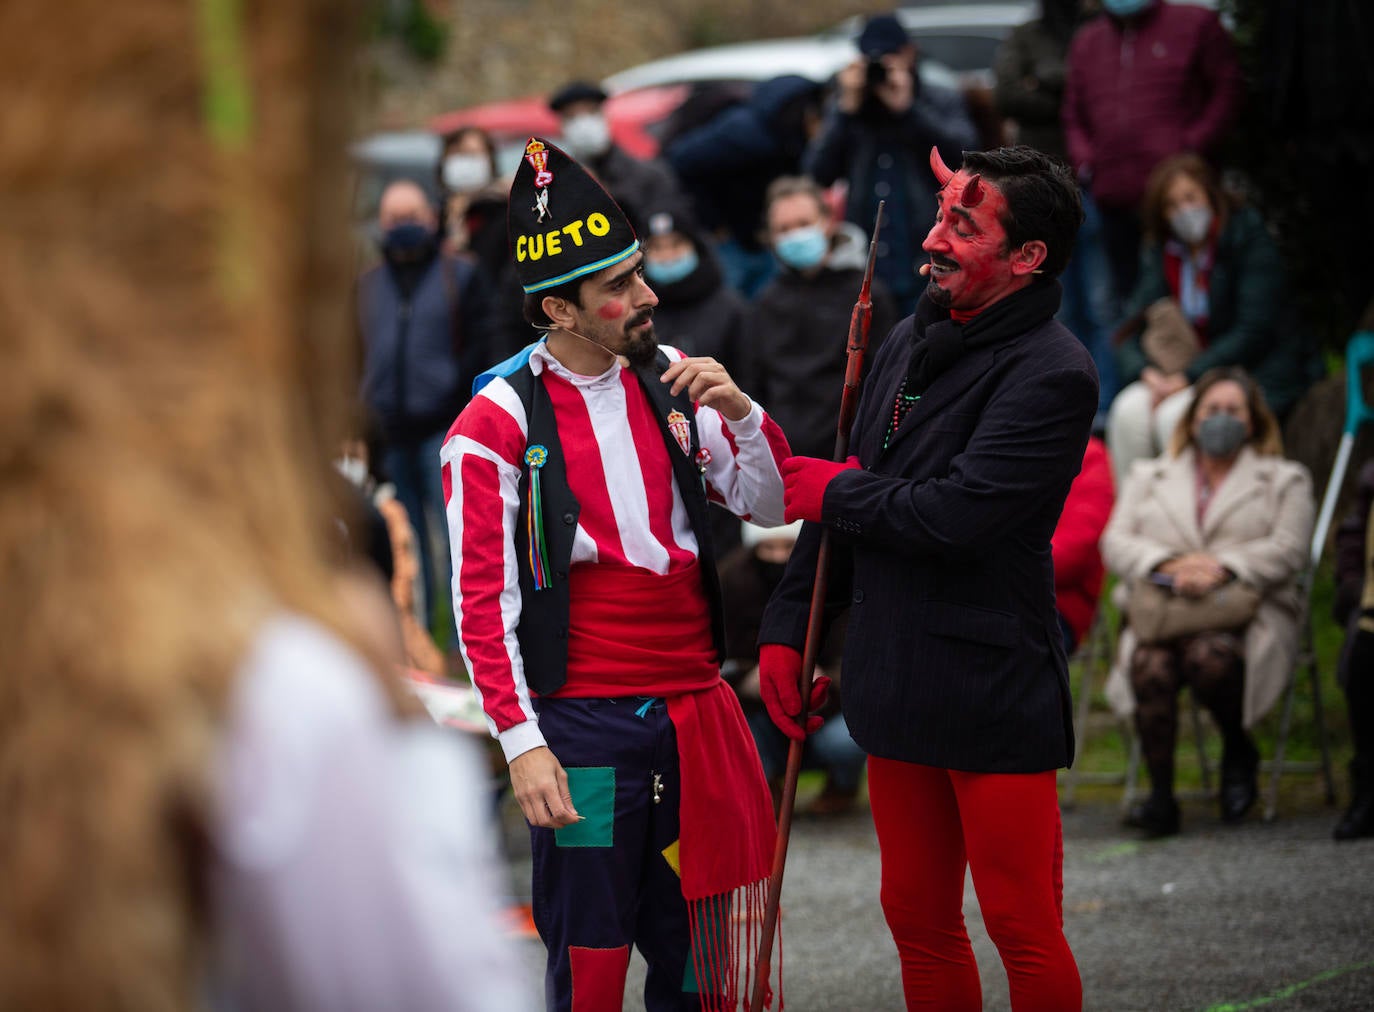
[554,766,615,848]
[682,898,729,994]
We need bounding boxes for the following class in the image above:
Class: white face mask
[334,455,369,489]
[442,153,492,193]
[560,113,612,160]
[1169,204,1213,245]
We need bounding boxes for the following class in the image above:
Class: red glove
[780,455,861,524]
[758,643,832,742]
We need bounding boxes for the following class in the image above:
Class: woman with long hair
[1104,154,1320,484]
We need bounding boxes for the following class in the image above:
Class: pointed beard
[621,314,658,367]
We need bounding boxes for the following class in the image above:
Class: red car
[429,84,689,170]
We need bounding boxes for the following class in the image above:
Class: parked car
[348,129,443,225]
[351,7,1029,218]
[348,85,686,227]
[602,34,960,95]
[822,2,1034,87]
[428,84,688,174]
[425,13,979,174]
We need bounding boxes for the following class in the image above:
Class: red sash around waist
[557,560,719,697]
[548,560,779,1006]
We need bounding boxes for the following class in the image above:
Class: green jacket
[1115,205,1320,416]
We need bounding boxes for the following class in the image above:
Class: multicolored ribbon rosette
[524,444,553,590]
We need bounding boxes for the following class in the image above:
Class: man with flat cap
[442,137,789,1011]
[804,11,978,315]
[548,80,683,230]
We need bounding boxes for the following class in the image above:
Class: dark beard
[925,278,952,307]
[621,315,658,368]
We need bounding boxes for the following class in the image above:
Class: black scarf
[905,280,1062,396]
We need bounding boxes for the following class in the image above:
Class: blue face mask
[645,249,699,286]
[1101,0,1152,17]
[774,224,829,271]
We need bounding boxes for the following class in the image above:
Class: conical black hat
[507,136,639,294]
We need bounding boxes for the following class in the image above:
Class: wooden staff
[748,201,884,1012]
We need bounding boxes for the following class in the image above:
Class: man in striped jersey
[442,138,791,1011]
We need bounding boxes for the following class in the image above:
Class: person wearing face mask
[639,200,748,381]
[1063,0,1242,306]
[1102,368,1314,836]
[357,179,493,650]
[1103,154,1320,485]
[665,74,825,298]
[641,201,754,564]
[749,176,897,461]
[547,80,683,235]
[437,125,509,285]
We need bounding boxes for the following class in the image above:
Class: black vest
[504,350,726,695]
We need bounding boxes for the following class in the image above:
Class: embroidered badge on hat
[508,136,639,294]
[524,140,554,225]
[667,409,691,455]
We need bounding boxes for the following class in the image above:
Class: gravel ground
[499,785,1374,1011]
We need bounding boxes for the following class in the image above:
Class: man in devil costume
[758,145,1095,1010]
[443,138,789,1012]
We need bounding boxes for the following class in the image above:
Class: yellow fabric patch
[661,838,681,878]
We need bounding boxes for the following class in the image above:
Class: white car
[606,2,1224,95]
[603,34,961,95]
[603,3,1047,95]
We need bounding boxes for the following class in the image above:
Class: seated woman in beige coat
[1102,367,1314,836]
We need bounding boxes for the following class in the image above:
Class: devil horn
[960,173,984,208]
[929,146,954,187]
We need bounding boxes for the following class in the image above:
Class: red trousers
[868,758,1081,1011]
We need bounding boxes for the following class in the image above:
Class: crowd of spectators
[354,2,1356,831]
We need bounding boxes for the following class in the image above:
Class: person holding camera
[804,12,978,315]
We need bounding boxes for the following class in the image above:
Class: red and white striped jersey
[441,342,790,762]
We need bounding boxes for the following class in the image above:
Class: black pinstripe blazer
[759,299,1097,772]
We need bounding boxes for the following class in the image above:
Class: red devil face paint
[921,148,1031,316]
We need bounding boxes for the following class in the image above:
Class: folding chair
[1118,592,1329,821]
[1060,605,1120,808]
[1059,602,1215,810]
[1115,334,1374,818]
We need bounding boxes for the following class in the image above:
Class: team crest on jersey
[667,410,691,455]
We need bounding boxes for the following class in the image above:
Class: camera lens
[865,58,888,88]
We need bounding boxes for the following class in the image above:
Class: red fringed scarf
[559,562,781,1009]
